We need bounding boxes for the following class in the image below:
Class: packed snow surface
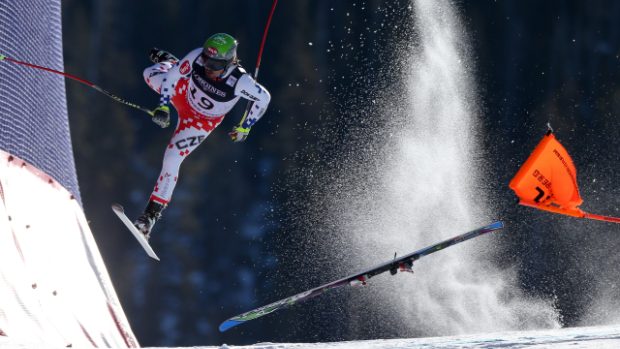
[2,323,620,348]
[181,324,620,349]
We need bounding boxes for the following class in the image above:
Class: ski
[219,221,504,332]
[111,203,160,261]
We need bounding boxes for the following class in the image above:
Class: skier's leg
[135,113,224,236]
[133,119,204,237]
[153,83,226,204]
[149,118,218,205]
[135,77,225,237]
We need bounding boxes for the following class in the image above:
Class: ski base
[111,203,160,261]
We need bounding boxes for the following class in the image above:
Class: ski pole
[0,54,154,116]
[236,0,278,128]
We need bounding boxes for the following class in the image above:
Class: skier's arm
[148,48,201,128]
[158,48,202,108]
[229,75,271,142]
[234,73,271,129]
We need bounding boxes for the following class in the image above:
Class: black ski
[219,221,504,332]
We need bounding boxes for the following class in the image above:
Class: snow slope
[191,324,620,349]
[0,325,620,349]
[3,323,618,348]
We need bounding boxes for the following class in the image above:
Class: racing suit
[142,47,271,205]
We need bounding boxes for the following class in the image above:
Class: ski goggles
[202,54,230,71]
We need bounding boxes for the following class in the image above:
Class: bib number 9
[190,87,214,110]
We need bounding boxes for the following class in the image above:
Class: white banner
[0,150,138,348]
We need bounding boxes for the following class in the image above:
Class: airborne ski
[219,221,504,332]
[111,203,160,261]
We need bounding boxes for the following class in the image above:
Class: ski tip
[219,319,243,332]
[487,221,504,230]
[111,203,124,213]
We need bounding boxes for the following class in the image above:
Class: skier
[134,33,271,238]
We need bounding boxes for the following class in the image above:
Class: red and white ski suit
[143,47,271,205]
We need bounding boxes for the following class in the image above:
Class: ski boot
[149,47,178,64]
[133,200,166,239]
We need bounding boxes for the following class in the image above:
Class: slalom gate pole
[520,201,620,224]
[236,0,278,128]
[0,54,154,116]
[584,213,620,224]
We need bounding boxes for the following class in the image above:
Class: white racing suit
[143,47,271,205]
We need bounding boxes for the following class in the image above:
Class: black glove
[149,48,178,64]
[151,105,170,128]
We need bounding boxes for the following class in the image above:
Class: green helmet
[202,33,238,70]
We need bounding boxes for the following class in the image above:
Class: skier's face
[202,53,228,80]
[205,67,224,80]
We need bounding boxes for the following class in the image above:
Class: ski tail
[219,289,319,332]
[219,320,243,332]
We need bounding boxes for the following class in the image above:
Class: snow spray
[329,0,562,337]
[274,0,562,340]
